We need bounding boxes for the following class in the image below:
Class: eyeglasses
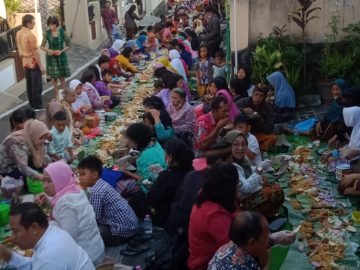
[232,142,247,148]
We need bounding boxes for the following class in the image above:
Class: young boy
[154,80,164,94]
[48,111,74,162]
[233,114,263,167]
[112,18,123,41]
[77,156,138,246]
[213,50,228,78]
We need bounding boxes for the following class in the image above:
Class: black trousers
[98,224,133,247]
[24,66,43,109]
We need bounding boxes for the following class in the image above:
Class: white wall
[145,0,162,15]
[0,59,17,92]
[64,0,107,50]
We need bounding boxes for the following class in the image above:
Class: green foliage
[343,21,360,59]
[257,34,303,94]
[318,12,354,80]
[4,0,21,27]
[251,44,283,84]
[318,49,354,80]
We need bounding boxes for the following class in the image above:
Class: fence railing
[0,25,21,62]
[0,25,25,82]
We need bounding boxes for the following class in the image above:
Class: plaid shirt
[90,179,138,237]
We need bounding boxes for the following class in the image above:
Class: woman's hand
[34,193,47,205]
[270,230,296,246]
[47,50,54,55]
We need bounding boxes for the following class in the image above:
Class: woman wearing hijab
[167,88,195,145]
[315,79,350,143]
[124,4,144,39]
[215,89,239,121]
[193,19,204,35]
[223,131,284,218]
[236,66,253,96]
[266,71,296,122]
[136,34,147,52]
[169,49,188,82]
[157,57,178,74]
[111,39,126,53]
[0,119,50,181]
[35,161,105,265]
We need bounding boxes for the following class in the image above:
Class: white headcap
[69,79,82,91]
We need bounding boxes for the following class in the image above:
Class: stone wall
[230,0,360,51]
[20,0,60,30]
[248,0,360,44]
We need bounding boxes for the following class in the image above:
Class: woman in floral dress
[41,16,71,100]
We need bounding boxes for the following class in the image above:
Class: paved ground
[0,43,102,141]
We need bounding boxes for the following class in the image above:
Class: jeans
[24,66,43,109]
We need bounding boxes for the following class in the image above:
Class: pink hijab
[44,161,81,206]
[216,89,240,121]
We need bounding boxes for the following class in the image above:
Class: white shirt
[72,91,92,112]
[8,225,95,270]
[246,132,262,167]
[51,192,105,263]
[233,163,262,194]
[95,64,102,80]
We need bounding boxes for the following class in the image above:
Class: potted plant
[251,44,283,84]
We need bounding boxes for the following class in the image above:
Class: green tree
[4,0,21,27]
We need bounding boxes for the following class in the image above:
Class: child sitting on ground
[48,111,74,162]
[233,114,263,167]
[213,50,228,79]
[9,109,26,132]
[77,156,138,247]
[69,79,92,114]
[154,80,164,94]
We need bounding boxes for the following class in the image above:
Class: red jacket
[188,201,238,270]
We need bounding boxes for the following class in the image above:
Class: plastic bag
[1,176,23,198]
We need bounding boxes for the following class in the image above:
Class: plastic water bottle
[143,214,153,235]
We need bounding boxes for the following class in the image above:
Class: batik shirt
[208,242,260,270]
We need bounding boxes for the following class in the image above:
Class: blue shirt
[48,126,73,158]
[89,179,138,237]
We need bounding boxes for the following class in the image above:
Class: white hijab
[343,106,360,148]
[169,49,187,82]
